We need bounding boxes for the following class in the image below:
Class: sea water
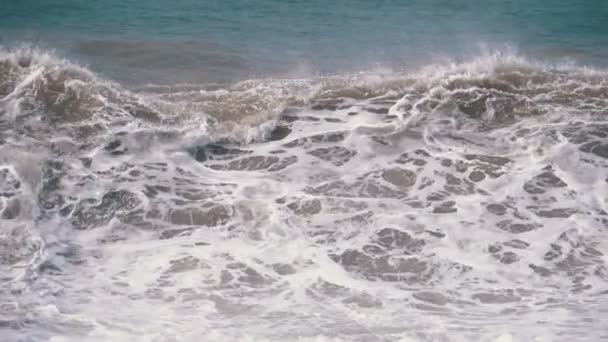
[0,1,607,341]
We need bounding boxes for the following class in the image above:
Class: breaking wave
[1,46,607,341]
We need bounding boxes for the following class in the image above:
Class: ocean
[0,1,607,341]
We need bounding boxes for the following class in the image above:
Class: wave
[1,45,608,341]
[1,46,607,148]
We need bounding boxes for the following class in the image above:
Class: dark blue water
[2,0,608,83]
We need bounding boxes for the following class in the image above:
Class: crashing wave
[1,46,607,341]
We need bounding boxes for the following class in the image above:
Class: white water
[0,47,607,341]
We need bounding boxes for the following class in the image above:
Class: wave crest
[1,46,607,146]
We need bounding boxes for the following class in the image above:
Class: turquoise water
[2,1,608,82]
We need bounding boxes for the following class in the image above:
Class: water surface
[1,2,608,342]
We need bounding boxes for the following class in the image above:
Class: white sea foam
[1,46,607,341]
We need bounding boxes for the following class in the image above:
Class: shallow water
[1,2,608,342]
